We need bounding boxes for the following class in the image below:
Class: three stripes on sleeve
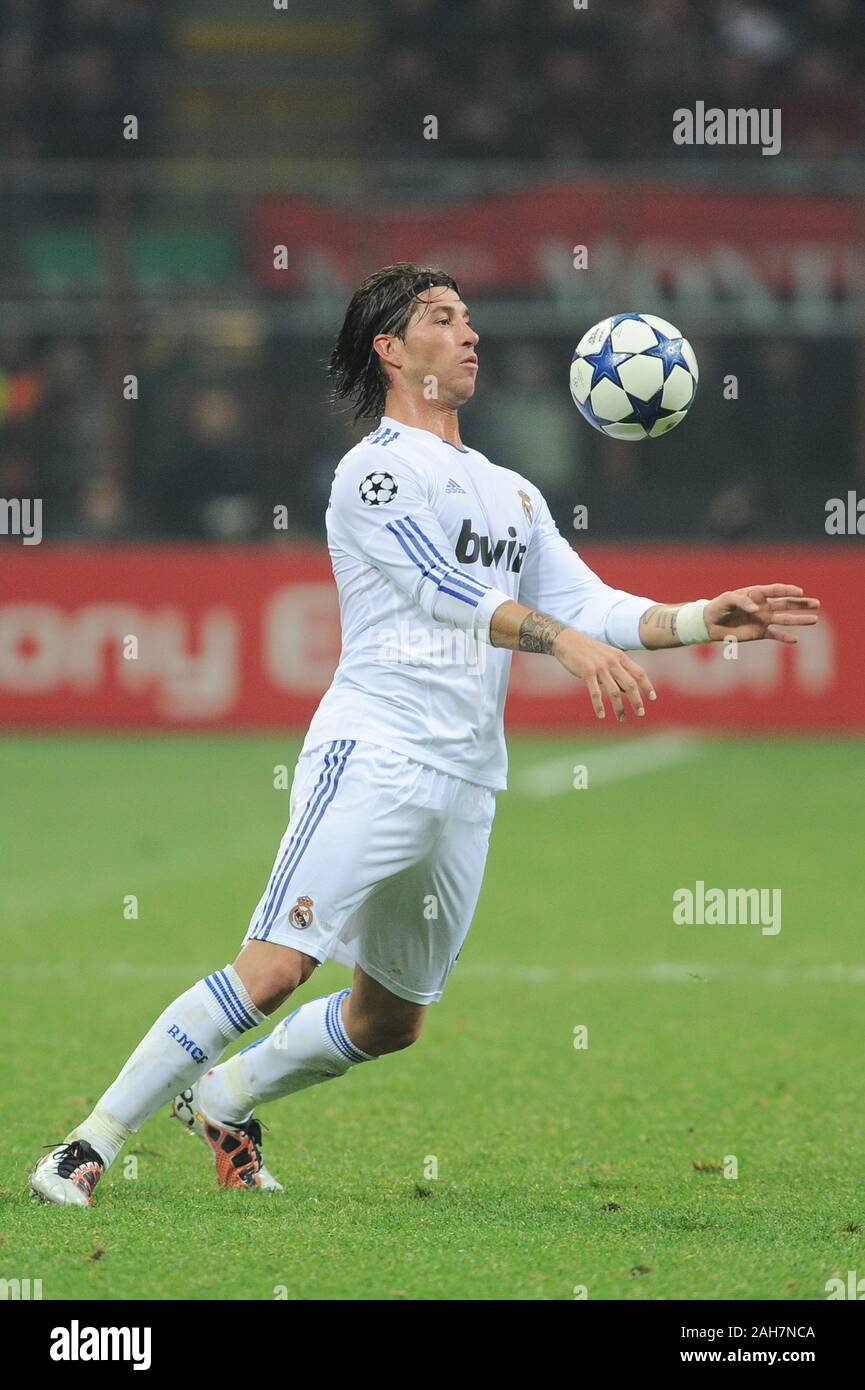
[386,514,490,608]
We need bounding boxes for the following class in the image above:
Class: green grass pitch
[2,731,864,1301]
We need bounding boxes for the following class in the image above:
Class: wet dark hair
[329,262,462,423]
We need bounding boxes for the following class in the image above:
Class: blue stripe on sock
[216,970,257,1031]
[210,971,250,1033]
[325,990,368,1064]
[205,973,246,1035]
[332,1009,368,1063]
[324,994,355,1062]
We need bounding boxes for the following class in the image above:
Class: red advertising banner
[0,545,859,732]
[253,182,863,297]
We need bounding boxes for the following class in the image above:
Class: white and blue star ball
[569,313,699,440]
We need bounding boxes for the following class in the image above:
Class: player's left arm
[517,492,820,652]
[516,491,661,650]
[638,586,821,650]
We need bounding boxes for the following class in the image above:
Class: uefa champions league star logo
[359,472,398,506]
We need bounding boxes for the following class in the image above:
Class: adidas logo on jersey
[445,478,466,494]
[456,519,527,573]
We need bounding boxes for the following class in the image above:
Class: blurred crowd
[3,0,862,164]
[0,327,856,545]
[0,0,862,546]
[0,0,166,160]
[378,0,865,161]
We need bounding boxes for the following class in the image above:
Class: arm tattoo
[518,610,566,655]
[640,605,679,641]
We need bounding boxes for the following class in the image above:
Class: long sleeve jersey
[301,415,658,790]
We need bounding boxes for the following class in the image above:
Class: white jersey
[301,414,658,790]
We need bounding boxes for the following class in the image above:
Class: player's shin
[71,965,266,1166]
[199,988,375,1126]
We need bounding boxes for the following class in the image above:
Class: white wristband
[676,599,712,645]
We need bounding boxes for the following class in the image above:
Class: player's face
[403,287,479,406]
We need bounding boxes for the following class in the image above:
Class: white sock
[76,966,266,1163]
[69,1104,134,1170]
[200,988,375,1127]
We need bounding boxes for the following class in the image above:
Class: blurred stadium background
[1,0,863,733]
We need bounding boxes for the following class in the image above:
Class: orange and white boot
[170,1083,282,1191]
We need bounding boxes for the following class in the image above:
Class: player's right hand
[551,629,657,722]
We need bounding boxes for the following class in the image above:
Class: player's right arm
[330,448,653,720]
[328,449,512,639]
[488,600,656,722]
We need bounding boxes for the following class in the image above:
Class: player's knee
[272,957,318,1008]
[242,948,319,1015]
[369,1016,424,1055]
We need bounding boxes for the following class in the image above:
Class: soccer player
[29,264,820,1204]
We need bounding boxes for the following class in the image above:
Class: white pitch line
[457,961,865,986]
[515,731,703,799]
[9,961,865,987]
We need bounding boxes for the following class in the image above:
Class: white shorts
[243,740,496,1004]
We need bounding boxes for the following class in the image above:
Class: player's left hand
[704,585,820,644]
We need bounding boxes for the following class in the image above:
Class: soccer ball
[569,313,699,440]
[359,471,399,506]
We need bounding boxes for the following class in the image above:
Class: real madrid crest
[518,489,534,524]
[289,895,315,930]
